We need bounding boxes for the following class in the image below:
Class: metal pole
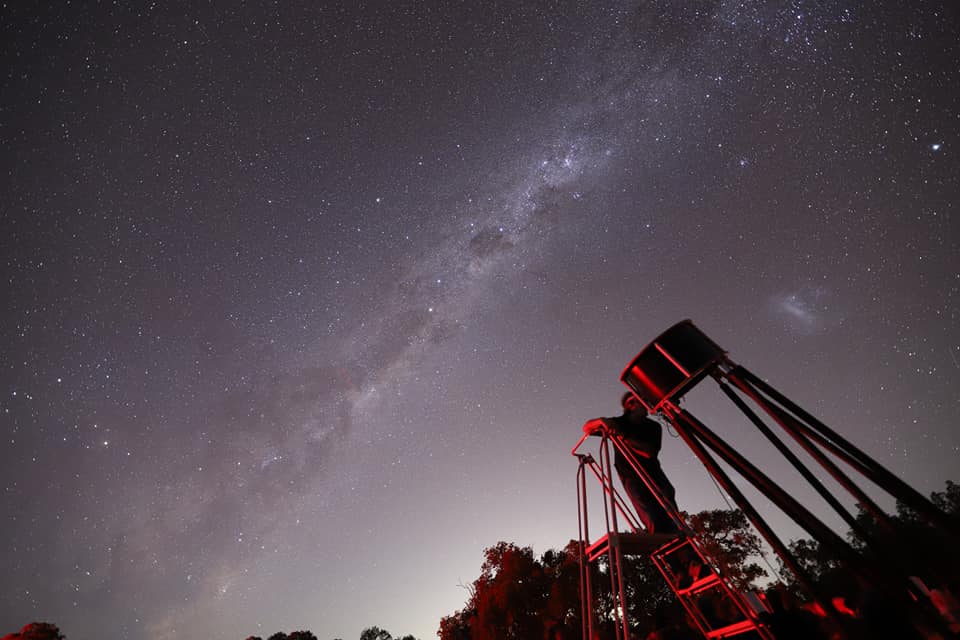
[597,435,627,640]
[718,380,875,540]
[736,366,957,535]
[662,403,847,636]
[661,403,813,587]
[584,458,641,532]
[726,369,893,530]
[576,456,595,640]
[601,436,618,538]
[672,405,870,576]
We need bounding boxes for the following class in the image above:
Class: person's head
[621,391,643,414]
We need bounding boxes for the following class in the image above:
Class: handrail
[582,454,641,532]
[570,431,591,456]
[571,418,607,456]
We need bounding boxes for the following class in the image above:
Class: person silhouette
[584,392,679,534]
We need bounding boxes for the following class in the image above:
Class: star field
[1,2,958,639]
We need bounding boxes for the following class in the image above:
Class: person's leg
[618,468,656,532]
[617,459,678,534]
[638,461,679,533]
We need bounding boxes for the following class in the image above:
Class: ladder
[651,535,771,639]
[573,428,774,640]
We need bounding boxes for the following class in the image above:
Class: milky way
[2,2,958,639]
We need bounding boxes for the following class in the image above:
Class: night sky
[2,2,958,639]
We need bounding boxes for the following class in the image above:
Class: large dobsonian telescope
[573,320,958,640]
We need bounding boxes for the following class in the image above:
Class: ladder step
[676,573,721,596]
[704,619,760,638]
[585,536,610,561]
[586,532,679,560]
[654,534,697,558]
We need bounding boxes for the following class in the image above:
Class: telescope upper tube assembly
[620,319,726,412]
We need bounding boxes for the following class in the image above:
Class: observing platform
[584,531,678,561]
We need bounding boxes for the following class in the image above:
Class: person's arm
[582,418,608,435]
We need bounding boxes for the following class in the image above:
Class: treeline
[437,482,960,640]
[439,508,765,640]
[773,480,960,638]
[245,628,419,640]
[3,625,419,640]
[10,484,957,640]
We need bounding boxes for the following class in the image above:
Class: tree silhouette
[252,632,317,640]
[438,541,619,640]
[359,627,392,640]
[686,509,766,590]
[778,479,960,597]
[931,480,960,515]
[1,623,66,640]
[767,480,960,639]
[246,628,409,640]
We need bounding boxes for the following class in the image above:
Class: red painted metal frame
[614,320,959,638]
[573,424,774,640]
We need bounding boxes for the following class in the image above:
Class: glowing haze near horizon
[2,2,958,639]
